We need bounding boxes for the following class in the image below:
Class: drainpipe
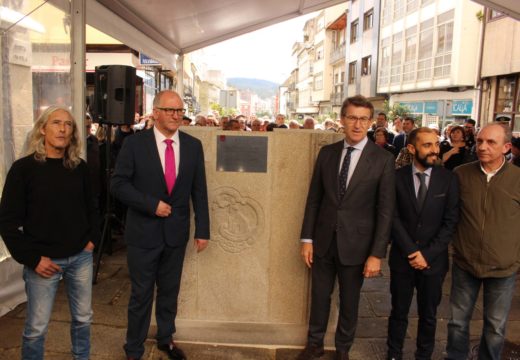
[475,7,487,126]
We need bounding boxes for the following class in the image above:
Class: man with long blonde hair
[0,106,99,360]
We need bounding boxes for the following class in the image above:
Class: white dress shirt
[411,164,432,197]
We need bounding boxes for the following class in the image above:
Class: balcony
[330,42,346,64]
[331,91,344,106]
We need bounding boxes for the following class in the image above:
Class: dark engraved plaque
[216,135,268,173]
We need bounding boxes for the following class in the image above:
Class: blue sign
[139,53,160,66]
[424,101,438,114]
[400,102,424,114]
[451,100,473,116]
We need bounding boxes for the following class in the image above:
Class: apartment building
[293,3,348,120]
[479,9,520,132]
[377,0,483,127]
[345,0,385,111]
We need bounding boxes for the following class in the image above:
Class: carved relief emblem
[212,187,264,253]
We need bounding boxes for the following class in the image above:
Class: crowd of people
[0,92,519,360]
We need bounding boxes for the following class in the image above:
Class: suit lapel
[145,129,168,192]
[176,131,188,185]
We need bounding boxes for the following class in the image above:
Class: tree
[383,100,410,121]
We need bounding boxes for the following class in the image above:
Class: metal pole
[71,0,86,158]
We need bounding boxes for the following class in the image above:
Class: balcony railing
[330,42,346,64]
[331,91,344,106]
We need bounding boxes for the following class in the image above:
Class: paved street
[0,244,518,359]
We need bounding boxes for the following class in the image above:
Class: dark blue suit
[387,165,459,360]
[393,133,407,154]
[111,128,209,358]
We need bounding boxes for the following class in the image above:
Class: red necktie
[164,139,176,194]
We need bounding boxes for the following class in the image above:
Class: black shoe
[335,350,349,360]
[157,341,187,360]
[297,343,325,360]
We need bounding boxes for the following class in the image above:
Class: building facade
[377,0,483,128]
[345,0,385,111]
[479,9,520,132]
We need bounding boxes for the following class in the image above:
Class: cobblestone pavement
[0,244,518,359]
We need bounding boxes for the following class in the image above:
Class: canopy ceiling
[93,0,346,54]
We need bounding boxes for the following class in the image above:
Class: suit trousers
[387,268,446,360]
[307,235,365,352]
[124,243,187,359]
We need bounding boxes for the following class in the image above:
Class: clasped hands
[408,250,429,270]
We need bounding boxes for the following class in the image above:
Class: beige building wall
[481,16,520,77]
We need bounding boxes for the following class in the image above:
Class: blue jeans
[446,263,516,360]
[22,249,93,360]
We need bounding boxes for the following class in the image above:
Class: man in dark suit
[298,95,396,360]
[387,127,459,360]
[111,90,210,360]
[393,116,416,154]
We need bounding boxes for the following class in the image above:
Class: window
[314,73,323,90]
[362,56,371,76]
[495,75,520,131]
[348,61,357,84]
[350,20,359,43]
[434,10,454,78]
[394,0,405,20]
[379,37,391,86]
[417,19,434,80]
[391,33,403,84]
[489,9,504,20]
[403,26,417,82]
[421,0,434,6]
[407,0,418,13]
[315,44,324,60]
[382,0,392,26]
[341,71,345,83]
[364,9,374,31]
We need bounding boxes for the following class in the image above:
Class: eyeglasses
[345,115,371,124]
[156,107,186,115]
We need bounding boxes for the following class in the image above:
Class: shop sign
[451,100,473,115]
[139,53,161,66]
[400,102,424,114]
[424,101,439,114]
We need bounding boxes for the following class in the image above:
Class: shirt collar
[154,126,179,143]
[412,163,433,177]
[479,156,506,177]
[344,136,368,151]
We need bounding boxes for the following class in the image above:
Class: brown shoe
[335,350,349,360]
[297,343,325,360]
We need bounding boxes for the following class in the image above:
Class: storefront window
[0,1,72,260]
[495,75,520,132]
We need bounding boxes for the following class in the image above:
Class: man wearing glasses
[111,90,210,360]
[299,95,395,360]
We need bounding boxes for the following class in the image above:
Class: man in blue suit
[387,127,459,360]
[111,90,210,360]
[393,117,416,154]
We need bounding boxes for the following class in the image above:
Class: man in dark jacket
[446,123,520,360]
[387,127,459,360]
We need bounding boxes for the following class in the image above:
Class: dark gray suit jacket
[111,128,210,249]
[301,139,396,265]
[389,165,459,275]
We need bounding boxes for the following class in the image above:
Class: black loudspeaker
[94,65,136,125]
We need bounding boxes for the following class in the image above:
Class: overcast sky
[201,13,315,85]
